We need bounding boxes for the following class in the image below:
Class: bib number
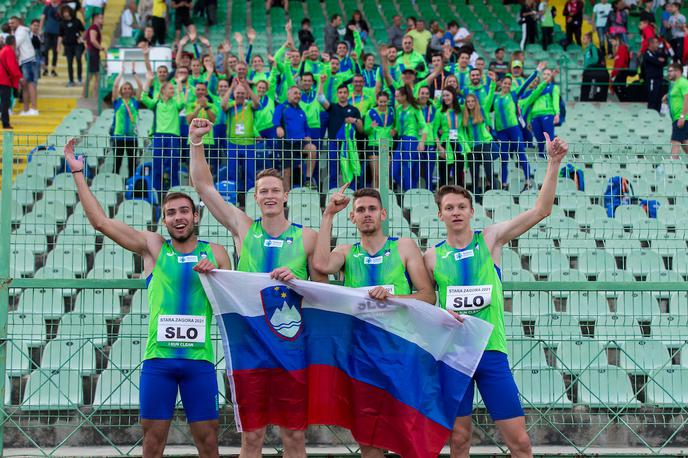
[157,315,206,348]
[434,90,443,99]
[449,129,459,141]
[446,285,492,313]
[235,123,245,135]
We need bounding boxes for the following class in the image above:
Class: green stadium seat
[513,368,571,407]
[566,292,610,318]
[534,313,582,343]
[93,246,135,276]
[492,204,526,223]
[504,313,526,337]
[11,199,24,225]
[618,339,671,375]
[555,339,608,373]
[6,340,32,377]
[287,188,321,209]
[668,292,688,315]
[92,367,142,408]
[549,269,588,283]
[73,289,122,320]
[56,313,108,347]
[515,235,555,258]
[502,269,536,283]
[651,238,686,259]
[604,238,642,257]
[8,312,47,346]
[558,233,596,257]
[645,367,688,406]
[410,205,437,227]
[651,315,688,347]
[510,291,554,318]
[633,218,667,240]
[528,250,570,277]
[625,249,665,278]
[418,215,446,240]
[614,291,661,319]
[115,199,154,229]
[594,315,643,342]
[501,248,521,271]
[576,250,617,277]
[45,246,88,277]
[18,210,58,237]
[40,339,97,375]
[119,313,150,339]
[577,366,640,408]
[557,190,588,212]
[482,189,513,212]
[574,204,608,228]
[10,246,36,277]
[403,188,435,211]
[508,339,549,369]
[17,288,66,319]
[589,218,625,241]
[614,205,648,229]
[108,338,147,370]
[289,206,322,229]
[22,369,83,410]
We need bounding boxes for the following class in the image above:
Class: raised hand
[544,132,568,163]
[233,31,243,44]
[189,118,213,142]
[199,36,211,47]
[537,61,547,72]
[220,40,231,53]
[63,138,85,172]
[247,28,257,43]
[324,182,351,215]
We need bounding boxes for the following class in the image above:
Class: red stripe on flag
[233,365,450,456]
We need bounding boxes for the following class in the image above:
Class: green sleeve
[434,111,446,141]
[353,29,363,56]
[140,93,155,109]
[274,43,288,73]
[267,70,279,99]
[553,85,561,115]
[363,112,373,135]
[521,81,547,109]
[176,98,186,111]
[415,108,427,138]
[483,80,496,113]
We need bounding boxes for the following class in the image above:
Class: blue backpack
[603,176,634,217]
[640,199,661,218]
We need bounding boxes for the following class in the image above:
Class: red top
[612,43,630,78]
[0,46,22,89]
[85,24,101,52]
[640,23,657,54]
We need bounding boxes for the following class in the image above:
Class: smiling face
[163,197,199,243]
[252,55,264,70]
[337,43,348,58]
[217,79,230,96]
[501,76,512,92]
[441,89,454,106]
[353,75,364,92]
[402,36,414,53]
[190,59,201,75]
[236,62,248,79]
[438,193,474,232]
[256,80,268,96]
[350,196,386,235]
[470,69,481,86]
[458,52,470,68]
[254,176,287,217]
[157,65,169,82]
[418,86,430,104]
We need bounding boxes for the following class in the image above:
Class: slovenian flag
[200,271,493,457]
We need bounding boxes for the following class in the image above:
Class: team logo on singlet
[260,285,303,340]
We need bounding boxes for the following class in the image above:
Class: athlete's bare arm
[188,118,253,245]
[302,228,333,282]
[312,183,351,274]
[483,133,568,264]
[397,237,436,305]
[422,245,438,284]
[64,138,164,274]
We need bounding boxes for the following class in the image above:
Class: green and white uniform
[433,232,506,353]
[343,237,411,295]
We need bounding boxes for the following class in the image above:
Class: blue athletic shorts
[457,350,525,421]
[140,358,219,423]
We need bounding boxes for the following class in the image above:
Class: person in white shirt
[454,26,472,48]
[593,0,613,56]
[84,0,106,26]
[120,0,139,38]
[8,16,39,115]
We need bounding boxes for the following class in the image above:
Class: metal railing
[3,125,688,455]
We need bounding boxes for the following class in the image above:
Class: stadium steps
[0,99,78,185]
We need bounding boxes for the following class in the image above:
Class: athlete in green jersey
[665,63,688,157]
[313,186,435,458]
[423,133,568,458]
[63,139,231,458]
[188,118,326,458]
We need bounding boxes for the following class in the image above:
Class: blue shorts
[457,350,524,421]
[21,59,39,84]
[140,358,219,423]
[671,121,688,142]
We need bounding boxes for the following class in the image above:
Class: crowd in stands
[2,0,688,195]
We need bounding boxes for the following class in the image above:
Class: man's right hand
[324,182,351,216]
[189,118,213,143]
[64,138,85,173]
[276,126,285,138]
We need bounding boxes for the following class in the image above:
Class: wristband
[72,169,83,174]
[189,137,204,146]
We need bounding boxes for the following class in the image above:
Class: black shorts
[279,139,309,161]
[87,49,100,73]
[671,120,688,142]
[365,145,380,158]
[174,9,191,30]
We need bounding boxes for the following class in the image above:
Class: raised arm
[112,72,122,101]
[317,73,331,109]
[176,36,189,67]
[243,80,260,108]
[64,139,159,257]
[188,118,253,240]
[312,184,350,274]
[483,133,568,249]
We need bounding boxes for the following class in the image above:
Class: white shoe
[27,109,39,116]
[19,110,30,116]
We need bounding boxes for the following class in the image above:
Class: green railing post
[378,138,390,236]
[0,131,15,456]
